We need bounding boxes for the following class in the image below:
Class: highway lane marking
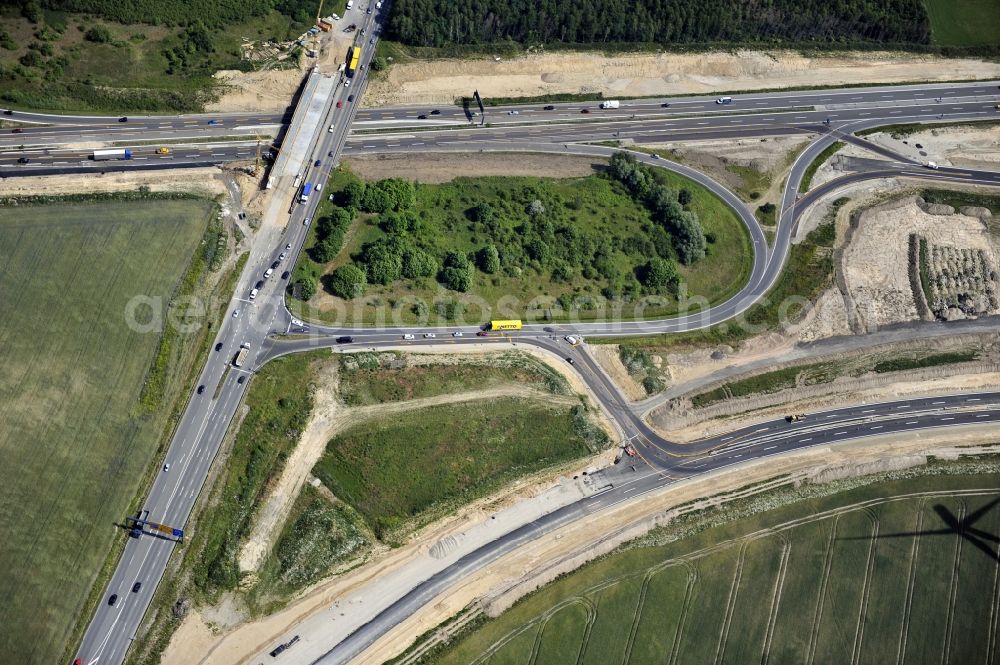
[977,414,990,418]
[896,405,911,409]
[835,431,847,435]
[862,409,875,413]
[871,425,883,430]
[968,397,981,401]
[941,417,955,421]
[933,401,945,404]
[906,420,919,424]
[800,438,812,443]
[763,446,777,451]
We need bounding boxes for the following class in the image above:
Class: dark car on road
[543,105,555,110]
[348,94,355,103]
[132,582,142,593]
[118,117,128,122]
[314,159,321,167]
[197,385,205,394]
[430,109,441,115]
[255,280,264,290]
[281,271,290,280]
[17,157,29,164]
[108,594,118,606]
[215,342,223,351]
[237,375,246,384]
[580,108,590,114]
[336,336,355,343]
[11,128,23,133]
[661,102,671,107]
[2,109,12,115]
[417,114,427,119]
[271,260,279,270]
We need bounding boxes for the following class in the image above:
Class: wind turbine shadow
[840,497,1000,563]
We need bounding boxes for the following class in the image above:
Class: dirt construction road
[363,50,1000,107]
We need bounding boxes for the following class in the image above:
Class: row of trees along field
[386,0,931,48]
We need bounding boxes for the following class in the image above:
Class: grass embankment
[338,351,568,406]
[798,141,844,193]
[0,195,215,665]
[602,216,837,352]
[289,166,751,326]
[313,397,607,539]
[920,188,1000,213]
[191,351,334,596]
[427,457,1000,665]
[689,347,980,407]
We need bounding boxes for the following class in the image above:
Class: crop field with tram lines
[0,197,212,664]
[431,472,1000,665]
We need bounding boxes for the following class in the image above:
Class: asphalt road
[71,4,385,664]
[57,49,1000,665]
[2,81,998,173]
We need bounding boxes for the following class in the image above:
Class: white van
[716,96,733,104]
[346,0,353,9]
[264,268,274,279]
[249,288,259,301]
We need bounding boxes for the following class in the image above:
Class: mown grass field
[291,170,752,326]
[337,351,568,406]
[313,397,604,537]
[430,469,1000,665]
[925,0,1000,46]
[0,198,211,664]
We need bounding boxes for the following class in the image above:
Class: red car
[476,331,488,337]
[336,100,343,108]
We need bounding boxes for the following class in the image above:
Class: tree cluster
[386,0,931,48]
[342,177,415,214]
[608,152,706,265]
[28,0,272,29]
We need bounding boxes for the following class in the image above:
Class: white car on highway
[424,333,436,338]
[452,331,463,337]
[403,333,415,340]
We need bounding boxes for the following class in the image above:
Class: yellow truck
[489,319,523,331]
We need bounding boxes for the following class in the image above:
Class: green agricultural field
[430,468,1000,665]
[0,197,212,664]
[925,0,1000,46]
[289,169,752,326]
[313,397,607,538]
[337,351,568,406]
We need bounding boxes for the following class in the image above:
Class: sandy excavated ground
[866,124,1000,170]
[344,152,605,183]
[354,427,1000,664]
[364,50,1000,107]
[0,167,227,198]
[588,344,646,401]
[842,196,999,332]
[207,68,304,114]
[813,125,1000,191]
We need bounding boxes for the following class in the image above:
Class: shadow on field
[842,497,1000,562]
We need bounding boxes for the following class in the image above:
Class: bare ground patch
[363,49,1000,108]
[343,152,606,183]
